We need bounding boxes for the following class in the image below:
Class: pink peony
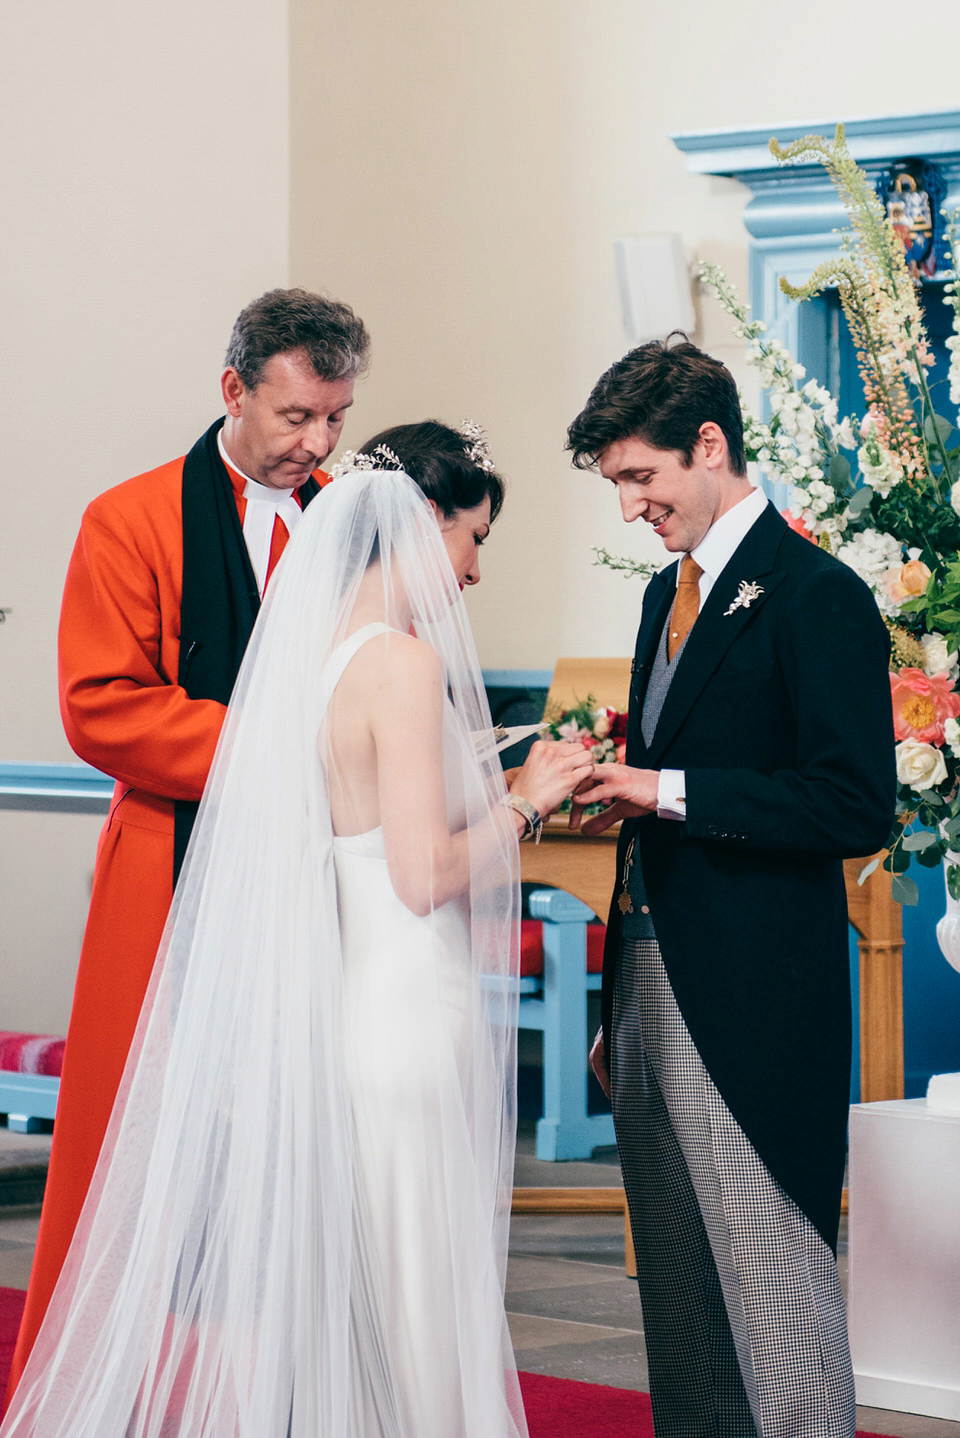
[890,668,960,744]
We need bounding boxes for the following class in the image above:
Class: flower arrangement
[543,695,627,812]
[695,124,960,905]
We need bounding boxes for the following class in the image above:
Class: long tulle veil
[3,468,524,1437]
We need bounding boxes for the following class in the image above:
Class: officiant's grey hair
[225,288,371,389]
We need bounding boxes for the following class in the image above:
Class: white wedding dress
[1,469,526,1438]
[329,625,519,1437]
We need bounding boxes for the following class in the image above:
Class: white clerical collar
[218,430,303,596]
[686,485,768,587]
[217,430,298,501]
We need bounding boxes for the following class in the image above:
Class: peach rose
[889,559,932,602]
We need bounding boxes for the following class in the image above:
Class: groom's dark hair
[565,332,746,477]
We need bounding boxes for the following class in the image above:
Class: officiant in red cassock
[6,289,370,1402]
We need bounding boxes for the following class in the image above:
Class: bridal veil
[3,468,525,1437]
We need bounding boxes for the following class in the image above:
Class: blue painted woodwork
[519,888,615,1160]
[674,112,960,1093]
[0,761,113,814]
[0,1073,59,1134]
[482,669,553,690]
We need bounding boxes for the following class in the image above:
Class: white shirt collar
[217,429,298,500]
[684,486,768,589]
[217,429,303,596]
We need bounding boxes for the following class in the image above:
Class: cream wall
[0,0,290,1031]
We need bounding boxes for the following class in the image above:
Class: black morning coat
[601,503,896,1253]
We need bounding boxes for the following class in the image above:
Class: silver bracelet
[504,793,543,844]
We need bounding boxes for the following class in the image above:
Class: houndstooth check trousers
[611,938,856,1438]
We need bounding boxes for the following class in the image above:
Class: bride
[2,421,592,1437]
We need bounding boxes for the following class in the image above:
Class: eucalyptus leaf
[846,487,874,517]
[902,830,939,851]
[924,412,955,445]
[890,846,910,873]
[891,873,920,905]
[917,843,946,867]
[949,866,960,902]
[829,453,852,489]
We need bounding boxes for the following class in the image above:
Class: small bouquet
[542,696,627,812]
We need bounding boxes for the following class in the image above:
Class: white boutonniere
[723,580,764,617]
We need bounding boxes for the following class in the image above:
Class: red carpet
[0,1290,895,1434]
[518,1371,896,1438]
[0,1287,25,1390]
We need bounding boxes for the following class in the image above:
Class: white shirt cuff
[657,769,686,821]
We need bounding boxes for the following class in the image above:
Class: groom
[567,335,894,1437]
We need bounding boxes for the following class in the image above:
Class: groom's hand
[568,764,659,834]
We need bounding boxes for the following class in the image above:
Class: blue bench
[0,1073,60,1134]
[0,762,112,1132]
[519,888,616,1160]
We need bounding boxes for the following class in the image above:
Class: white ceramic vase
[936,846,960,974]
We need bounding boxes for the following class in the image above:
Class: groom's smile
[598,430,747,554]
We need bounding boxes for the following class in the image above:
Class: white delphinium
[858,413,903,498]
[835,528,904,616]
[947,328,960,409]
[788,479,848,545]
[943,213,960,407]
[699,265,857,524]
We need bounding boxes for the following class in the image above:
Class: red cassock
[7,449,325,1400]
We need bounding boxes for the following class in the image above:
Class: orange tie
[667,555,703,661]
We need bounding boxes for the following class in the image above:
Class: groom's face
[598,428,731,554]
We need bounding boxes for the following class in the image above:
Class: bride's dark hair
[357,420,505,522]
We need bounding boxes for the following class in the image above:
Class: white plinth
[849,1098,960,1420]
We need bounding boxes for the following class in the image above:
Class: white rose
[895,738,948,791]
[921,632,960,684]
[945,718,960,758]
[951,479,960,520]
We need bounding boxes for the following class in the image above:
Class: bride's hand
[508,740,594,818]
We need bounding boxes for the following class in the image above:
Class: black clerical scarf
[174,417,321,883]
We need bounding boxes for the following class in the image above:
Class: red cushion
[520,919,606,977]
[0,1032,66,1077]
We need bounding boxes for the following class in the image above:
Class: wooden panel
[511,1187,626,1214]
[511,1187,636,1279]
[844,857,904,1102]
[520,820,618,921]
[545,657,632,716]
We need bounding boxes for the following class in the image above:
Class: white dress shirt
[218,431,303,596]
[658,487,768,819]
